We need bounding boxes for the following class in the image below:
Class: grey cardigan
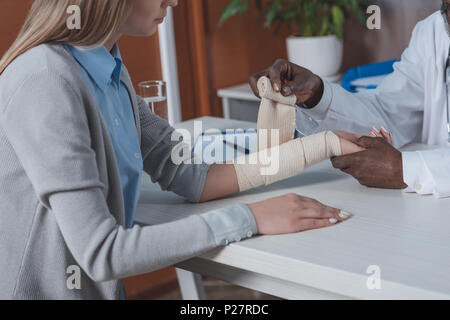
[0,43,256,300]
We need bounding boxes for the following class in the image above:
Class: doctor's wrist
[303,76,324,108]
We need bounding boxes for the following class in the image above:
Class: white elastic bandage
[232,77,342,192]
[256,76,297,149]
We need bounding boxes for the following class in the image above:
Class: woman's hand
[247,193,350,235]
[367,127,393,145]
[334,128,393,155]
[333,131,365,155]
[340,138,365,155]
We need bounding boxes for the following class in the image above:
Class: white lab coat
[296,11,450,198]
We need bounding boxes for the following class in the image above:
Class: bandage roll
[256,77,297,149]
[257,76,297,106]
[232,131,342,192]
[231,76,342,192]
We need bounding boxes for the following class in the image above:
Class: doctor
[250,1,450,198]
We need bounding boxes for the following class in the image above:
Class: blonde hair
[0,0,129,74]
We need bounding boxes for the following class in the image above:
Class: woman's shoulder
[0,43,84,104]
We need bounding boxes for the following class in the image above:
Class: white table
[138,117,257,299]
[137,117,450,300]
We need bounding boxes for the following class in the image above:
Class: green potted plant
[220,0,368,81]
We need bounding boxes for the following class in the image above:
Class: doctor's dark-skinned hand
[249,59,324,107]
[331,137,408,189]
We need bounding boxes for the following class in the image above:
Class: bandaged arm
[232,131,342,192]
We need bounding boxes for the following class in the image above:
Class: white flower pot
[286,35,343,79]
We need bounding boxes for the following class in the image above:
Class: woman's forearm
[199,164,239,202]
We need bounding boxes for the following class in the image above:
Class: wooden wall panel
[341,0,441,71]
[173,0,213,120]
[204,0,291,117]
[0,0,33,58]
[174,0,290,119]
[118,34,163,92]
[172,2,196,120]
[205,0,290,87]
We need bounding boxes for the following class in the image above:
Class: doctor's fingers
[268,59,293,93]
[279,81,309,98]
[331,153,362,170]
[249,69,270,98]
[356,136,389,149]
[280,79,320,101]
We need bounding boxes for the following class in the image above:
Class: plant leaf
[265,0,282,28]
[331,5,345,39]
[218,0,369,37]
[219,0,245,26]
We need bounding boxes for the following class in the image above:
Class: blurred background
[0,0,442,299]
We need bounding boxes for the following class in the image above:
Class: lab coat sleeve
[297,22,426,149]
[402,149,450,198]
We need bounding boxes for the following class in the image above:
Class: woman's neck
[104,33,121,53]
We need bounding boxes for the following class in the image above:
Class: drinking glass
[138,80,168,120]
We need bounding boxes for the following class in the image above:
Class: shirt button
[234,236,241,242]
[115,119,120,126]
[221,239,229,246]
[415,183,422,191]
[134,153,140,159]
[246,231,253,238]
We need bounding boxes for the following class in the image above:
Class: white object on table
[137,117,450,300]
[286,35,343,80]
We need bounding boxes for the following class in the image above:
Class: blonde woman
[0,0,361,299]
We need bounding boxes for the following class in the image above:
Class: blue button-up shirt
[65,44,143,229]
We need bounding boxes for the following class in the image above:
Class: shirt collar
[65,43,123,89]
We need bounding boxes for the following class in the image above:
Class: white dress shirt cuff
[200,203,258,246]
[402,151,434,195]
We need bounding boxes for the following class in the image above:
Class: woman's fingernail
[329,218,338,224]
[339,211,350,219]
[274,83,280,91]
[372,127,378,133]
[381,126,389,134]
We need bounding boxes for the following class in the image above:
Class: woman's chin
[127,25,158,37]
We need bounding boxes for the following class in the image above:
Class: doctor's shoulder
[410,11,448,46]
